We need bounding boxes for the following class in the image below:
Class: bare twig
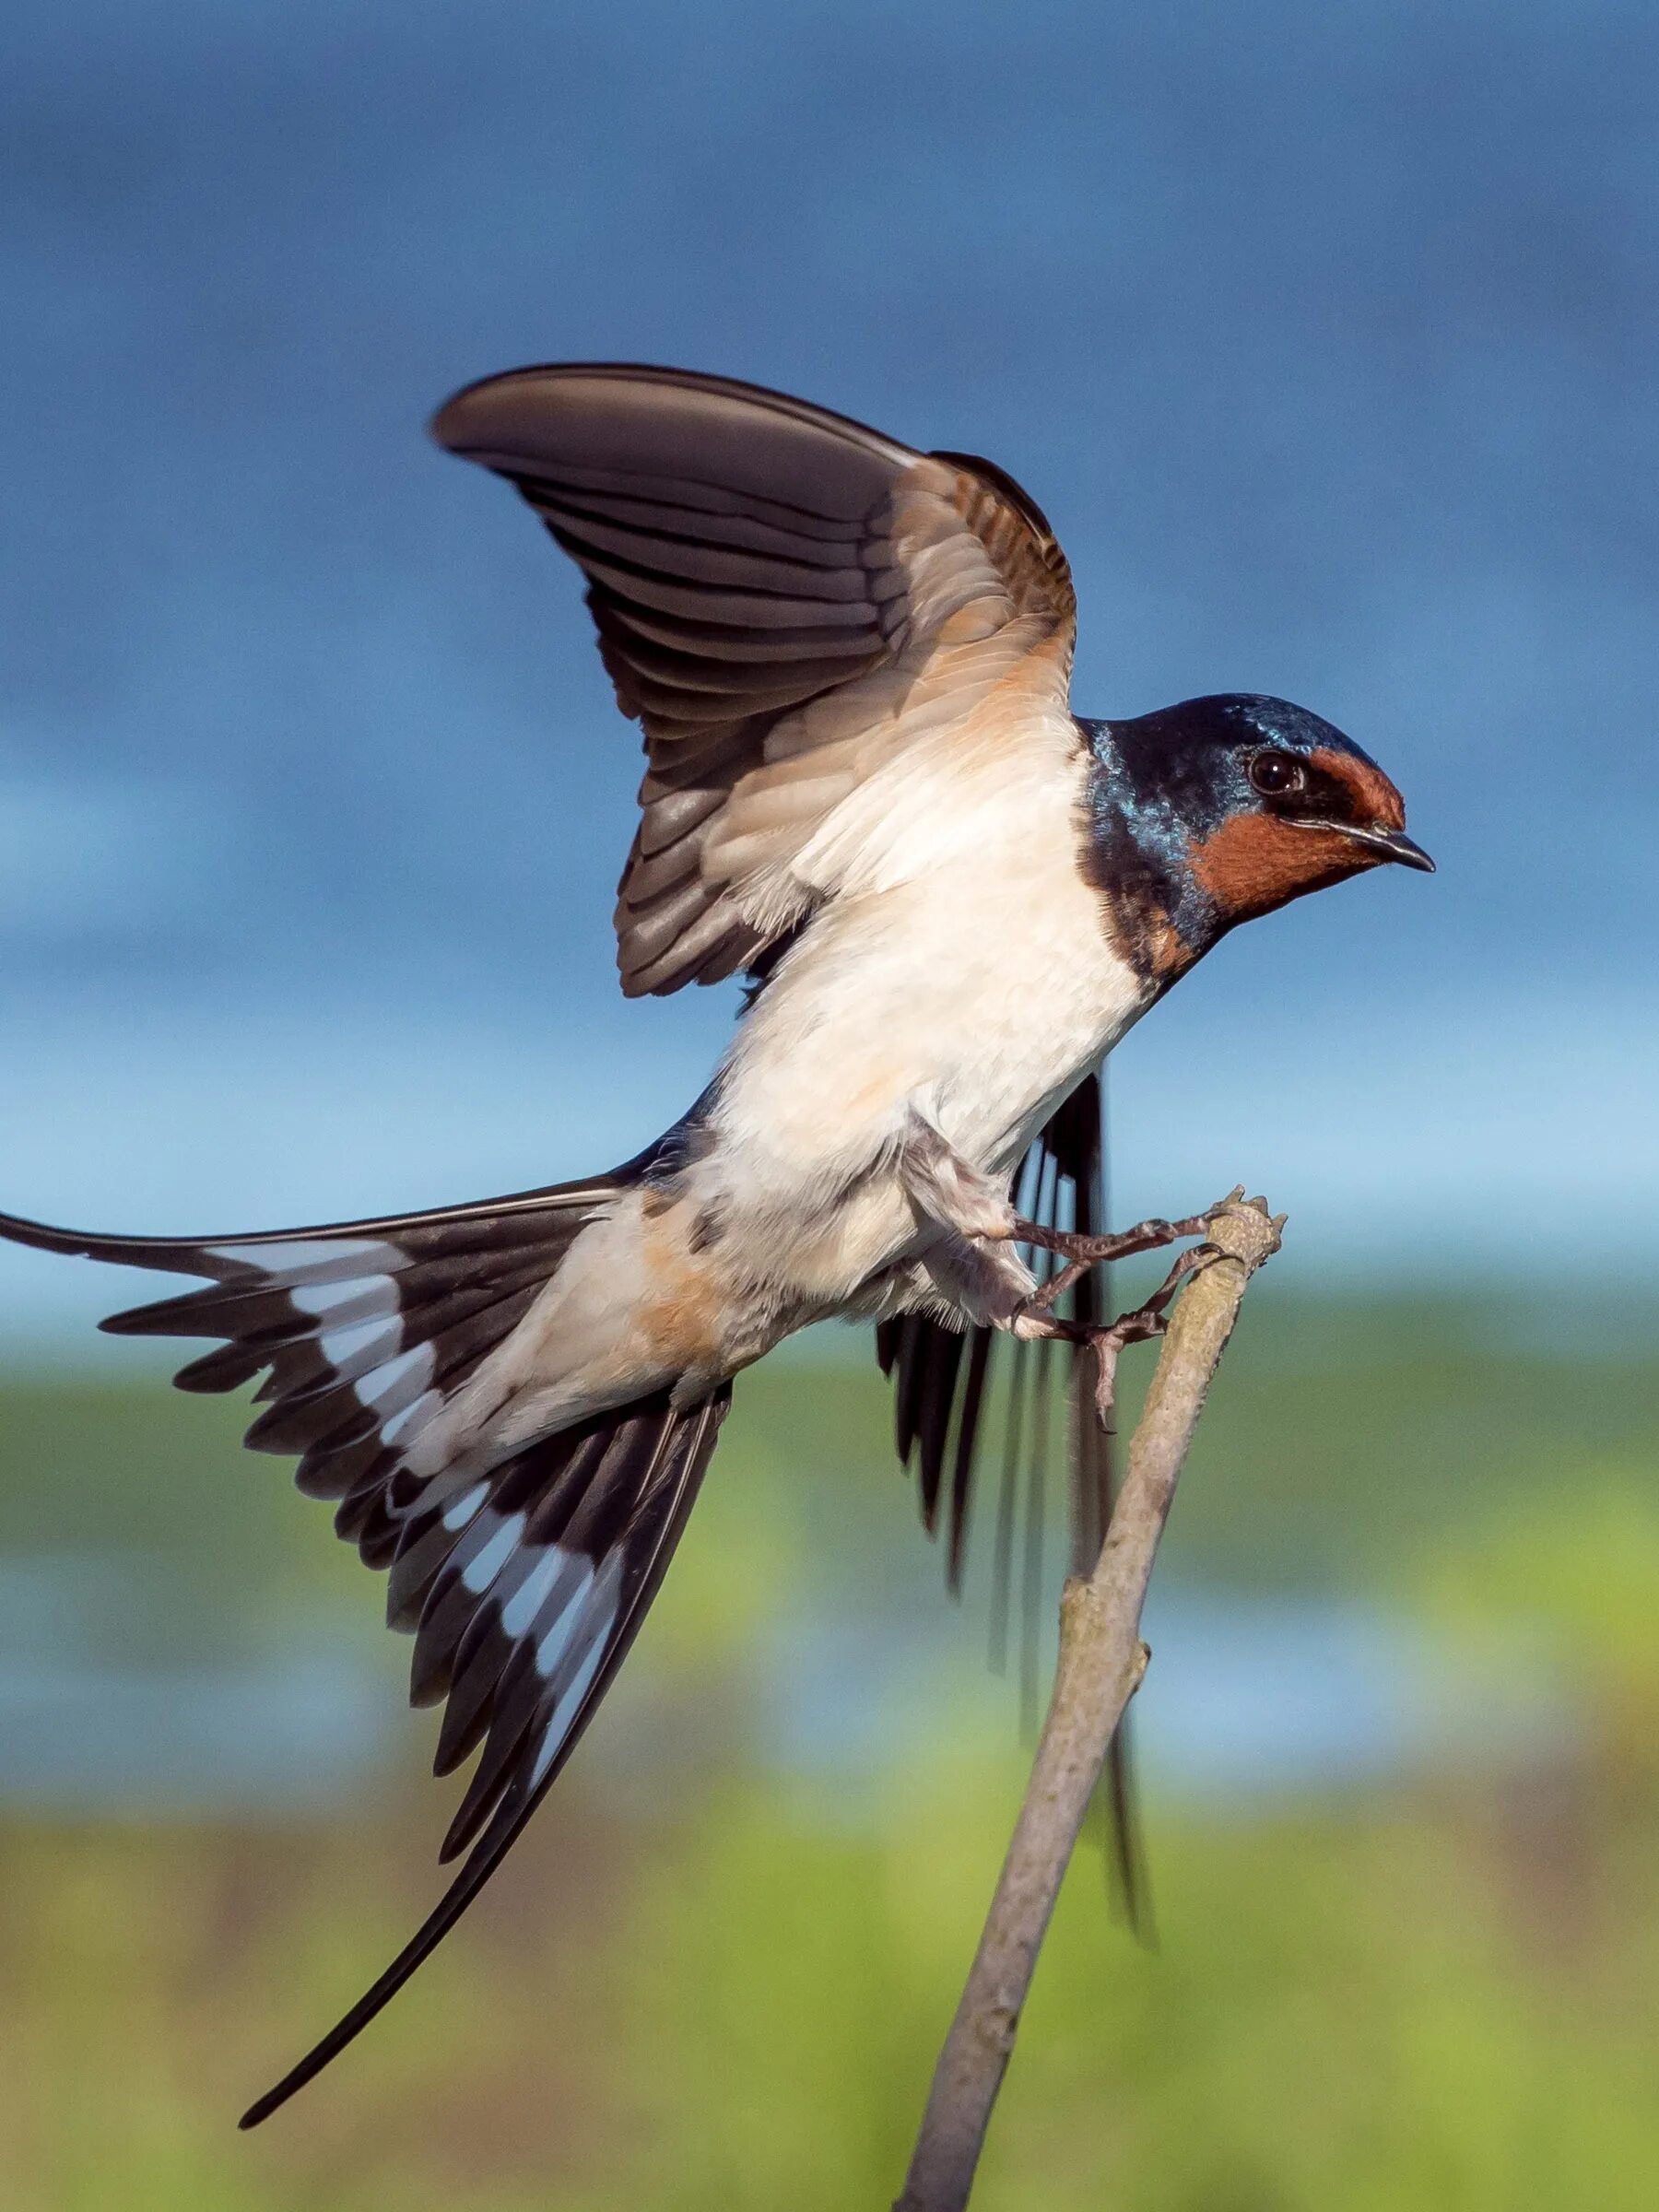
[894,1194,1285,2212]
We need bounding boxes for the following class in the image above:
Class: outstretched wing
[875,1070,1149,1927]
[431,362,1076,995]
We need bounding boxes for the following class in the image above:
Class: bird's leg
[894,1118,1228,1371]
[896,1112,1022,1244]
[1011,1187,1243,1420]
[1012,1237,1218,1369]
[1013,1187,1243,1323]
[896,1112,1055,1336]
[1008,1189,1241,1277]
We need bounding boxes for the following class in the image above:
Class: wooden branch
[894,1194,1285,2212]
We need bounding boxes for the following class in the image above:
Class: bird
[0,363,1433,2123]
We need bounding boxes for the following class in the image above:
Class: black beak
[1291,819,1436,873]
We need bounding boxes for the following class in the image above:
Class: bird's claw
[1006,1194,1240,1411]
[1008,1293,1066,1341]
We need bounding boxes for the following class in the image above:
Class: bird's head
[1084,693,1432,983]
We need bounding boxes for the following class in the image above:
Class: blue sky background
[2,0,1654,1335]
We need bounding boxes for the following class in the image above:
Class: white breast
[700,721,1147,1298]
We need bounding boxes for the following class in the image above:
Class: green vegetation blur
[1,1290,1656,2211]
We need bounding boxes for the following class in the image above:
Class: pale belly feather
[695,766,1149,1322]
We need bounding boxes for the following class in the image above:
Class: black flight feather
[873,1068,1150,1934]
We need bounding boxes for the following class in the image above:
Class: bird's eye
[1248,751,1305,799]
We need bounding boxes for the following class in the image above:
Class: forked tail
[0,1171,731,2124]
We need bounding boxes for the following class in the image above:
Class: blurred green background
[3,1288,1656,2211]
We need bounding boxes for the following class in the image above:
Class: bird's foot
[1010,1186,1243,1324]
[1010,1196,1240,1419]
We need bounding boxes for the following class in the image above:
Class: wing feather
[432,362,1076,994]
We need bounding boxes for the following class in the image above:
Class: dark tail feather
[240,1383,730,2129]
[1095,1697,1154,1941]
[874,1068,1154,1939]
[1020,1309,1055,1738]
[0,1208,243,1271]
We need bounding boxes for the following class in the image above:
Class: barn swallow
[0,365,1431,2121]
